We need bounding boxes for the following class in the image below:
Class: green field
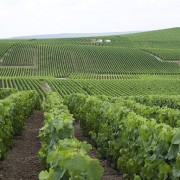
[0,27,180,96]
[1,28,180,179]
[0,28,180,79]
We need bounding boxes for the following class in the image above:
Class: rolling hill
[0,27,180,96]
[1,27,180,180]
[0,27,180,78]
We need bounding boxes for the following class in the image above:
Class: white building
[104,40,111,43]
[96,39,103,43]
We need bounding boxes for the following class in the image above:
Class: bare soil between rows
[74,122,123,180]
[0,111,122,180]
[0,111,44,180]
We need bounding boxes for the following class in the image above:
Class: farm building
[105,40,111,42]
[96,39,103,43]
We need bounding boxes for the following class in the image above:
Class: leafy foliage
[133,95,180,109]
[1,28,180,78]
[65,94,180,179]
[0,88,17,99]
[39,92,103,180]
[111,97,180,128]
[0,90,39,160]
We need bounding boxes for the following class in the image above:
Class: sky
[0,0,179,38]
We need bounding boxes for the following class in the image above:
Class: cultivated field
[0,27,180,179]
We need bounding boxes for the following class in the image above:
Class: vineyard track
[74,122,123,180]
[0,111,44,180]
[41,82,52,92]
[144,51,163,62]
[143,50,180,65]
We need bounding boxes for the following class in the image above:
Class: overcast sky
[0,0,179,38]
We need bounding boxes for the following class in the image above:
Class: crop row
[133,95,180,110]
[104,96,180,128]
[65,94,180,179]
[1,42,180,78]
[0,91,39,160]
[0,88,17,99]
[1,78,180,97]
[1,43,35,66]
[143,48,180,61]
[39,92,103,179]
[0,42,15,60]
[69,73,142,80]
[47,78,180,97]
[0,78,45,98]
[0,67,34,77]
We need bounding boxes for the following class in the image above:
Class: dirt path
[143,51,163,62]
[0,111,44,180]
[41,82,52,92]
[74,123,123,180]
[56,78,67,80]
[143,50,180,65]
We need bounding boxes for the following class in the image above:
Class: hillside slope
[0,27,180,78]
[125,27,180,41]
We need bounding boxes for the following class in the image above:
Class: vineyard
[0,28,180,78]
[65,94,180,179]
[1,76,180,98]
[0,27,180,179]
[0,90,39,159]
[1,43,180,77]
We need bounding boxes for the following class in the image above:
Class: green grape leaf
[172,168,180,178]
[52,167,66,179]
[86,159,104,180]
[81,143,92,152]
[53,120,64,131]
[39,171,50,180]
[171,130,180,145]
[172,155,180,177]
[134,175,141,180]
[158,163,171,179]
[166,144,179,160]
[63,154,89,173]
